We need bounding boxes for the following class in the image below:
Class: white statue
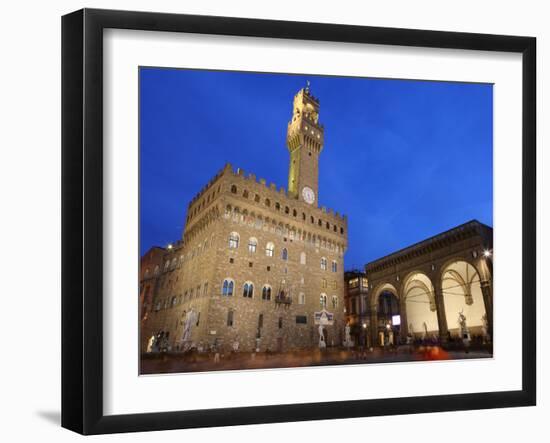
[344,323,352,348]
[318,324,326,349]
[146,334,155,353]
[458,310,471,348]
[181,309,197,346]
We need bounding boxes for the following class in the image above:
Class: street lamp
[483,249,491,258]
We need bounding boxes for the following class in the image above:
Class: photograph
[138,68,494,375]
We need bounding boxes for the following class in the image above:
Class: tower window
[331,261,338,272]
[275,202,281,210]
[321,257,327,271]
[262,285,272,301]
[231,185,237,194]
[278,317,283,329]
[254,194,260,203]
[243,282,254,298]
[326,222,330,229]
[332,295,339,308]
[281,248,288,261]
[285,206,289,214]
[227,309,234,327]
[340,227,344,234]
[302,213,306,220]
[320,293,327,308]
[265,198,271,207]
[310,216,314,223]
[243,190,249,198]
[248,237,257,253]
[266,242,275,257]
[299,293,306,305]
[293,209,297,217]
[222,279,234,296]
[228,232,240,249]
[318,219,322,226]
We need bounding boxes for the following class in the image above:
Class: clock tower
[286,82,324,206]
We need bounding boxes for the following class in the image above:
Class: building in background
[343,220,493,348]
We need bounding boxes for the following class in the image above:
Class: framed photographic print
[61,8,536,435]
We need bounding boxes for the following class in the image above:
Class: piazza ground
[140,344,492,375]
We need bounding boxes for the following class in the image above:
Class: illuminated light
[167,244,173,250]
[362,323,367,329]
[483,249,491,258]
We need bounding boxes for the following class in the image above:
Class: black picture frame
[61,8,536,435]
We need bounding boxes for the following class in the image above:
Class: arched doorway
[376,290,400,346]
[441,260,487,338]
[402,272,438,340]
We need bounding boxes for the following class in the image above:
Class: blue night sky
[140,68,493,270]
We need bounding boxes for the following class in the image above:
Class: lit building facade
[344,220,493,347]
[139,86,348,354]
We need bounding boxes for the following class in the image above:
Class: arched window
[300,252,306,265]
[321,257,327,270]
[153,265,160,276]
[285,206,290,214]
[262,285,272,301]
[326,222,330,229]
[293,209,297,217]
[222,279,234,296]
[243,189,249,198]
[320,293,327,308]
[231,185,237,194]
[228,232,240,249]
[318,219,322,226]
[281,248,288,261]
[310,216,315,223]
[265,198,271,207]
[243,282,254,298]
[254,194,260,203]
[171,258,177,268]
[321,278,327,288]
[299,293,306,305]
[248,237,257,253]
[266,242,275,257]
[275,202,281,210]
[171,296,177,307]
[302,212,306,220]
[331,260,338,272]
[164,261,170,271]
[331,295,338,308]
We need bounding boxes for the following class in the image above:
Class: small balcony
[275,292,292,305]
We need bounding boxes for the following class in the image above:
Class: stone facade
[140,86,348,354]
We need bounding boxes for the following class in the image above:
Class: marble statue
[318,324,326,349]
[181,309,197,349]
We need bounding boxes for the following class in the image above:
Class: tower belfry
[286,83,324,206]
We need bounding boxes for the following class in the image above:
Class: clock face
[302,186,315,204]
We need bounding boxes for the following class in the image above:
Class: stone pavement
[140,346,492,375]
